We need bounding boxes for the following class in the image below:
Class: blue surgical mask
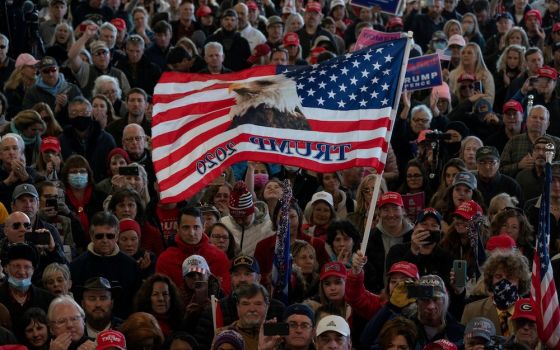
[68,173,88,189]
[8,275,32,292]
[433,41,447,50]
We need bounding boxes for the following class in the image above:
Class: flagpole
[360,33,414,253]
[360,173,383,252]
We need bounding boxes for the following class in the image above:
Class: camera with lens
[425,130,452,141]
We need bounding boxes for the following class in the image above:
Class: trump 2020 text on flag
[152,37,411,203]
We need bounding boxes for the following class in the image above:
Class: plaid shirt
[500,132,560,177]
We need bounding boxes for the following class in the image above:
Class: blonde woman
[4,54,39,118]
[45,22,75,65]
[448,42,496,104]
[1,109,46,164]
[494,44,526,110]
[461,13,485,50]
[32,102,63,137]
[131,7,154,46]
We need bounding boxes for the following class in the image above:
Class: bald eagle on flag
[227,74,311,131]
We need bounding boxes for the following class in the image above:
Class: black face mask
[446,141,461,155]
[70,116,92,132]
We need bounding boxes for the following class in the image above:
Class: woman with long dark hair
[133,274,184,337]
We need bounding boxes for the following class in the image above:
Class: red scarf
[66,185,93,241]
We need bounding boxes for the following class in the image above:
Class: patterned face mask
[492,278,519,310]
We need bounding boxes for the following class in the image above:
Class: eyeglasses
[11,222,32,230]
[94,233,116,240]
[41,67,57,74]
[123,136,144,143]
[0,45,6,49]
[211,234,229,241]
[51,315,83,327]
[412,118,430,124]
[94,49,109,56]
[460,84,474,90]
[288,322,313,330]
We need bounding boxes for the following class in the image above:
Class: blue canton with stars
[282,38,408,111]
[537,162,553,275]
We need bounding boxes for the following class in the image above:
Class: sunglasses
[0,45,6,49]
[94,233,116,240]
[12,222,32,230]
[42,67,57,74]
[460,84,474,90]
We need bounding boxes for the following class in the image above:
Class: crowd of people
[1,0,560,349]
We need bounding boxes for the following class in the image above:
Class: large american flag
[531,160,560,349]
[152,38,411,203]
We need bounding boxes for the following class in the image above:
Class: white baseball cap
[309,191,334,208]
[182,255,210,276]
[316,315,350,337]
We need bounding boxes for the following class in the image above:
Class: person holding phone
[461,249,531,337]
[180,255,224,334]
[386,208,454,289]
[8,184,67,280]
[215,283,270,350]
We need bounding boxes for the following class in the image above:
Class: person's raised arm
[68,24,98,73]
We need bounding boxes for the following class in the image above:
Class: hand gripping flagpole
[360,32,414,253]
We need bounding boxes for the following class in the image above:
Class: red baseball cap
[486,233,517,252]
[452,200,482,220]
[40,136,61,153]
[524,9,542,26]
[377,191,404,208]
[97,330,126,350]
[196,5,213,17]
[538,66,558,80]
[424,339,458,350]
[387,261,419,279]
[320,261,347,281]
[110,18,127,32]
[246,1,258,10]
[511,298,537,321]
[306,1,322,13]
[502,99,523,114]
[386,17,403,29]
[458,73,476,83]
[283,32,300,47]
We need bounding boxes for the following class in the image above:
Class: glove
[248,43,271,63]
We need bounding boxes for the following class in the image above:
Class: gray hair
[100,22,117,34]
[126,34,145,49]
[42,263,71,287]
[411,104,433,124]
[1,133,25,153]
[92,75,122,100]
[47,295,85,322]
[204,41,224,56]
[529,104,550,122]
[0,34,9,45]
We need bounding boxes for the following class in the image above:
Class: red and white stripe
[532,258,560,349]
[152,67,392,203]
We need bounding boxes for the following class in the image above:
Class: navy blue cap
[283,303,315,324]
[230,255,260,274]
